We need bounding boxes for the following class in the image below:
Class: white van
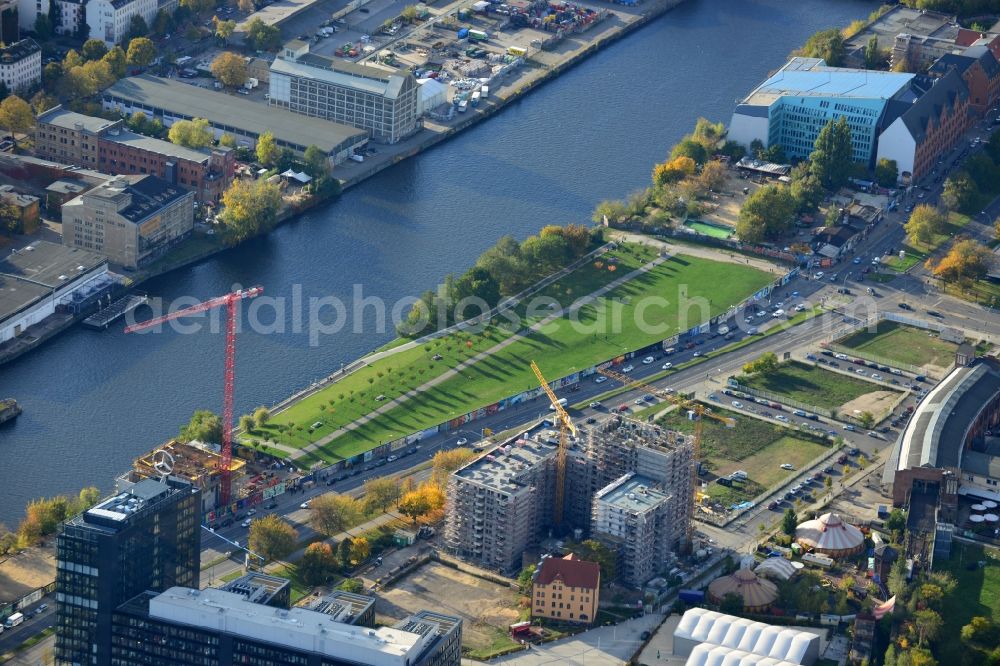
[717,325,730,335]
[5,612,24,628]
[549,398,568,411]
[730,470,748,481]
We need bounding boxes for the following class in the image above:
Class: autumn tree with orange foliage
[927,239,993,284]
[398,481,445,524]
[652,156,697,187]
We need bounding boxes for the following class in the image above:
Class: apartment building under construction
[444,415,694,582]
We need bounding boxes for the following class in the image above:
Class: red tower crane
[125,286,263,504]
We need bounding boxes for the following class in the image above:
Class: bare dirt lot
[698,171,762,229]
[0,547,55,604]
[840,390,901,421]
[375,560,522,652]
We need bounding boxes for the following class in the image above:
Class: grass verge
[934,542,1000,665]
[838,320,959,369]
[736,360,899,411]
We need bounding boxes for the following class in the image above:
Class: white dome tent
[795,512,864,558]
[754,557,798,581]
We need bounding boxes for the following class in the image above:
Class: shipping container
[507,45,527,56]
[457,27,469,39]
[678,589,705,604]
[468,29,488,41]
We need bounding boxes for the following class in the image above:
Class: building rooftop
[887,358,1000,482]
[0,239,105,290]
[220,573,291,607]
[36,105,120,134]
[305,590,375,624]
[535,553,600,589]
[278,41,410,99]
[105,128,216,165]
[148,587,432,666]
[78,478,191,531]
[392,610,462,641]
[594,473,672,513]
[741,57,915,107]
[452,431,557,493]
[45,179,90,196]
[103,75,367,154]
[0,185,39,207]
[0,38,40,64]
[64,174,191,225]
[845,5,958,53]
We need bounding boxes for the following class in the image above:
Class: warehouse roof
[103,75,366,154]
[674,608,820,665]
[106,129,216,164]
[36,106,120,134]
[272,55,410,99]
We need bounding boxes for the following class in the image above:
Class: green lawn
[686,220,733,239]
[934,542,1000,665]
[654,404,831,503]
[316,255,773,460]
[246,245,658,456]
[737,361,897,411]
[883,211,972,273]
[941,277,1000,309]
[838,320,960,369]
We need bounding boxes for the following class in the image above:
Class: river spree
[0,0,877,526]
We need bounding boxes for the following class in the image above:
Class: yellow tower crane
[596,366,735,543]
[530,360,577,527]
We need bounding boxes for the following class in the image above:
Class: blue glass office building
[729,58,917,164]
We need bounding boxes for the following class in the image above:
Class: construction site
[443,414,694,583]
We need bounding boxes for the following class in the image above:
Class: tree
[248,514,298,562]
[82,39,109,61]
[432,448,475,476]
[103,46,127,78]
[743,351,779,376]
[30,91,57,115]
[299,542,337,585]
[517,564,536,593]
[591,198,628,225]
[887,553,909,597]
[239,413,255,433]
[905,204,945,246]
[127,14,149,42]
[961,616,999,646]
[736,184,796,242]
[781,508,799,536]
[941,172,977,213]
[179,409,223,443]
[453,266,500,312]
[245,17,281,51]
[168,117,214,148]
[348,536,370,564]
[398,487,433,524]
[864,35,882,69]
[34,13,52,39]
[256,130,279,166]
[302,144,329,178]
[211,51,247,88]
[219,133,237,148]
[363,477,401,513]
[219,178,282,243]
[886,508,906,534]
[810,117,853,189]
[126,37,157,68]
[309,494,362,537]
[930,239,993,283]
[652,156,696,186]
[800,28,846,66]
[563,539,616,581]
[719,592,744,614]
[63,49,84,71]
[0,96,33,143]
[338,536,353,564]
[913,609,942,647]
[670,138,708,165]
[858,411,875,429]
[42,62,62,91]
[238,0,255,12]
[152,8,175,36]
[789,163,824,213]
[0,200,20,235]
[253,406,270,428]
[214,17,237,43]
[875,158,899,188]
[697,160,727,192]
[917,583,943,608]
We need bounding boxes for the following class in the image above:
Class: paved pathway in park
[609,230,786,274]
[291,255,668,461]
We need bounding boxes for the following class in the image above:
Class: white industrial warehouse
[673,608,821,666]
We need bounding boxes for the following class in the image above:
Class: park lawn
[700,435,831,504]
[464,627,523,661]
[934,542,1000,665]
[738,361,897,411]
[838,320,959,369]
[315,256,773,458]
[251,244,657,453]
[941,276,1000,309]
[884,211,972,272]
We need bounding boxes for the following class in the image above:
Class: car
[768,501,779,510]
[776,415,790,423]
[785,492,796,500]
[732,400,743,408]
[793,409,807,417]
[642,356,655,364]
[300,501,311,509]
[456,437,468,446]
[856,368,867,375]
[872,373,883,380]
[643,394,656,403]
[709,393,719,401]
[359,6,369,11]
[805,353,818,361]
[780,463,795,470]
[898,302,913,310]
[589,401,602,408]
[927,310,943,319]
[237,88,250,95]
[387,454,398,462]
[241,519,252,528]
[662,362,673,370]
[264,500,278,509]
[621,365,634,373]
[375,394,387,401]
[828,429,838,436]
[408,446,419,454]
[716,477,733,487]
[635,397,645,405]
[813,471,824,480]
[834,353,848,360]
[867,431,880,439]
[815,271,824,279]
[36,604,48,613]
[853,257,862,264]
[585,417,597,424]
[848,448,860,456]
[617,404,629,412]
[246,508,257,516]
[693,351,703,358]
[830,361,840,368]
[794,304,805,312]
[375,458,387,467]
[844,424,856,431]
[594,376,608,384]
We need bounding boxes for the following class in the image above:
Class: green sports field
[838,320,960,369]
